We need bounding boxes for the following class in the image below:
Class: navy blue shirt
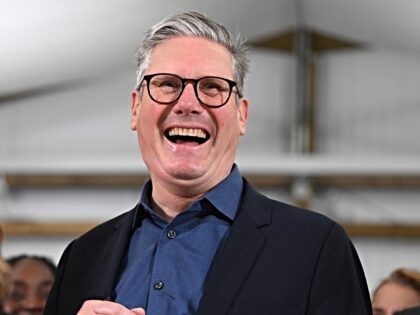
[115,165,243,315]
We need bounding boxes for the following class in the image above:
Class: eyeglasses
[140,73,241,108]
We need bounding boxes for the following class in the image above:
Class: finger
[91,301,131,314]
[78,300,144,315]
[77,300,106,314]
[131,308,146,315]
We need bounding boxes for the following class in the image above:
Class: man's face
[4,258,54,315]
[131,36,249,195]
[373,282,420,315]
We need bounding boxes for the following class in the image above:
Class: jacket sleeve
[307,224,372,315]
[43,241,74,315]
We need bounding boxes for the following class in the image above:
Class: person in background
[44,11,371,315]
[0,226,10,315]
[0,259,9,315]
[0,225,3,257]
[372,268,420,315]
[3,255,56,315]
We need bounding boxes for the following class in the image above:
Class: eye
[199,78,229,95]
[160,80,180,89]
[151,76,181,93]
[8,289,26,302]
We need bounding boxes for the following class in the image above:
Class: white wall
[317,49,420,155]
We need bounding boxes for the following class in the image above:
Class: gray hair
[135,11,250,96]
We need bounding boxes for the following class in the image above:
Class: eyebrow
[11,280,26,287]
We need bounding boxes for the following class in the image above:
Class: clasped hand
[77,300,145,315]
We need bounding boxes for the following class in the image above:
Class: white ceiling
[1,0,420,97]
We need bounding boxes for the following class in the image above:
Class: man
[44,11,371,315]
[4,255,56,315]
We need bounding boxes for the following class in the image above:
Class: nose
[173,82,204,115]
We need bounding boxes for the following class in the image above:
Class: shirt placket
[146,205,201,315]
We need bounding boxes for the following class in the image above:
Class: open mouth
[165,127,210,145]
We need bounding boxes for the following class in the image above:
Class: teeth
[168,127,207,139]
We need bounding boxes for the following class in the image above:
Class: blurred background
[1,0,420,293]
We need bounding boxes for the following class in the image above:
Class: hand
[77,300,145,315]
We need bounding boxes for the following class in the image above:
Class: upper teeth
[168,127,207,139]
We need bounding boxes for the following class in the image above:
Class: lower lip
[165,137,208,150]
[174,139,202,147]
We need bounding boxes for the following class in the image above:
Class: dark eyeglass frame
[140,73,242,108]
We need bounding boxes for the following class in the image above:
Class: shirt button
[154,281,164,290]
[167,230,177,239]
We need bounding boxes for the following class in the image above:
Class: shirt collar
[137,164,243,223]
[202,164,243,221]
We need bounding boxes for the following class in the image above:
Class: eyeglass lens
[147,74,233,107]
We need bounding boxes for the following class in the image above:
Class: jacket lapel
[197,180,271,315]
[91,207,139,300]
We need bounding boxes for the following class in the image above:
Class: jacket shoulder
[74,207,136,245]
[241,178,339,234]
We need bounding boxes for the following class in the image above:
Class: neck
[150,181,205,222]
[149,167,233,222]
[148,163,234,221]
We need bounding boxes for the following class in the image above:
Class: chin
[167,164,206,181]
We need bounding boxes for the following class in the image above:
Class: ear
[237,97,249,136]
[131,91,140,131]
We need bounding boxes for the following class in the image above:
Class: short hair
[373,268,420,298]
[135,11,250,96]
[6,254,57,277]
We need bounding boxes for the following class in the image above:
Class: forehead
[374,282,420,309]
[11,259,54,283]
[148,36,234,78]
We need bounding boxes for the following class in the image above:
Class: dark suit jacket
[44,180,372,315]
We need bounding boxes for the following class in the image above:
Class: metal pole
[292,27,313,154]
[291,27,315,208]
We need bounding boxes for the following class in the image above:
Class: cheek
[5,300,20,311]
[216,107,238,129]
[137,110,164,152]
[217,116,241,146]
[140,103,168,127]
[138,107,156,135]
